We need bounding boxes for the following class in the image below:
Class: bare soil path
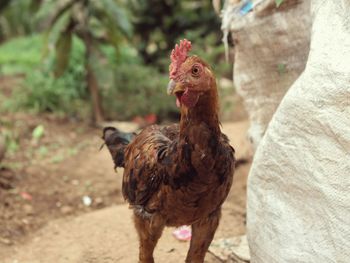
[0,120,251,263]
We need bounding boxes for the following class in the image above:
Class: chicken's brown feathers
[103,39,236,263]
[122,125,171,207]
[120,122,235,220]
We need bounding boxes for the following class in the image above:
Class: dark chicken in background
[103,39,235,263]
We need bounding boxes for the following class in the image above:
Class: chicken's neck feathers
[179,80,220,139]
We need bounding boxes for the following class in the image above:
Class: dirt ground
[0,109,252,262]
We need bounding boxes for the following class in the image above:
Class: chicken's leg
[133,213,165,263]
[185,209,221,263]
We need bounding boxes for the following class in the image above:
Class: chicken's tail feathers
[101,127,135,168]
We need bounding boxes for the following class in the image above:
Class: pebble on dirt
[23,204,34,215]
[82,196,92,207]
[60,206,74,215]
[0,237,12,246]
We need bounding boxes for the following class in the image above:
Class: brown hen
[103,39,235,263]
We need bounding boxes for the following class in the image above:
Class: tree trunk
[0,135,5,164]
[84,35,104,124]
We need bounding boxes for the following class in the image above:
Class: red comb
[169,39,192,79]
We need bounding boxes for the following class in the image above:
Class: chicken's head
[167,39,215,108]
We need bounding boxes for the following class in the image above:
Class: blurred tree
[0,0,38,42]
[2,0,131,123]
[129,0,221,69]
[42,0,132,123]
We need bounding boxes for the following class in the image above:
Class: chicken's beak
[167,79,176,95]
[167,79,185,95]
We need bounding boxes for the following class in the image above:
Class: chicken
[102,39,235,263]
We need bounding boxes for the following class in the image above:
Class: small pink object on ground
[172,225,192,241]
[20,192,33,201]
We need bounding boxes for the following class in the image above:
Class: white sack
[222,0,311,149]
[247,0,350,262]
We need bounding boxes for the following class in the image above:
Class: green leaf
[54,29,72,77]
[32,124,45,140]
[30,0,43,13]
[43,9,71,61]
[49,0,76,29]
[95,0,132,38]
[275,0,284,8]
[102,17,123,52]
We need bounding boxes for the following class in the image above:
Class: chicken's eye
[191,65,201,77]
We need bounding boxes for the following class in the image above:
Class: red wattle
[181,89,199,108]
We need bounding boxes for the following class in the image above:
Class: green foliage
[97,0,133,39]
[128,0,232,84]
[101,63,177,121]
[32,124,45,141]
[0,128,19,155]
[0,35,42,74]
[0,1,232,122]
[100,43,142,66]
[129,0,221,70]
[86,40,175,121]
[0,34,88,116]
[9,71,87,116]
[0,33,175,121]
[40,0,133,122]
[0,0,38,41]
[54,29,72,77]
[44,0,133,77]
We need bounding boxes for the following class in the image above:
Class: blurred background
[0,0,237,125]
[0,0,249,253]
